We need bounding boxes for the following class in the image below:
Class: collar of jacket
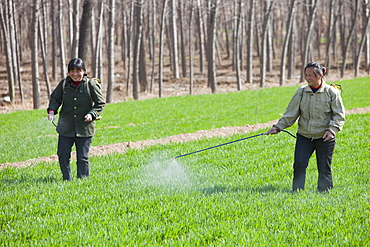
[66,75,88,86]
[303,81,328,93]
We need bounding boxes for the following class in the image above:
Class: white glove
[84,114,93,122]
[47,111,55,121]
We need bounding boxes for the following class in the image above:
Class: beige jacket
[274,82,345,140]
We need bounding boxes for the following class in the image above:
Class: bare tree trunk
[59,0,66,77]
[132,0,143,100]
[246,0,255,83]
[71,0,80,58]
[232,1,238,71]
[223,6,230,59]
[341,0,359,78]
[207,0,218,93]
[126,2,134,96]
[150,0,156,93]
[165,21,173,74]
[235,0,242,90]
[90,9,96,69]
[364,0,370,72]
[355,1,370,77]
[31,0,40,109]
[332,8,338,68]
[169,0,179,78]
[106,0,115,103]
[339,6,346,61]
[96,30,103,82]
[10,0,22,102]
[0,0,15,101]
[51,0,57,80]
[239,8,245,72]
[316,16,321,60]
[267,20,273,72]
[255,17,260,58]
[260,0,275,87]
[42,0,49,65]
[279,0,297,85]
[189,0,195,95]
[121,9,127,68]
[17,1,25,61]
[7,0,17,99]
[179,0,187,78]
[351,13,358,75]
[79,0,95,63]
[91,2,104,78]
[139,32,147,92]
[287,21,296,79]
[93,1,104,78]
[300,0,319,82]
[158,0,168,98]
[196,0,205,73]
[68,0,73,54]
[324,0,338,71]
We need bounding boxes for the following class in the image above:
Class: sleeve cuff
[88,110,101,120]
[47,108,57,114]
[273,124,282,131]
[328,128,337,135]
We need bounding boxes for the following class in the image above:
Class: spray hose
[173,129,296,159]
[279,129,297,139]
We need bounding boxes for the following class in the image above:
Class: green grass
[0,113,369,246]
[0,77,369,245]
[0,77,369,164]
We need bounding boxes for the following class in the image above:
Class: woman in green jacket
[268,62,345,192]
[47,58,105,181]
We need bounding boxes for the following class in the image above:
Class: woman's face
[68,69,85,82]
[305,67,322,88]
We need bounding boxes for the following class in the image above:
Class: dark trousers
[293,134,336,192]
[58,135,92,180]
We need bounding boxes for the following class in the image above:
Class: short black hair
[68,58,86,72]
[304,62,327,77]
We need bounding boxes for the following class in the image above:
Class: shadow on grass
[200,184,291,195]
[1,176,58,185]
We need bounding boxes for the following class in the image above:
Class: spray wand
[172,129,296,159]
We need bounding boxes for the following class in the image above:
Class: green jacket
[274,82,345,139]
[47,75,106,137]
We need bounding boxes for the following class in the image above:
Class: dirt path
[1,106,369,169]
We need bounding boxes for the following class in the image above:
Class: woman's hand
[84,114,93,122]
[323,130,335,141]
[47,111,55,121]
[268,126,280,135]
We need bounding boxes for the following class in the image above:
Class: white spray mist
[140,154,192,189]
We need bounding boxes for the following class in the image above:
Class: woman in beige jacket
[268,62,345,192]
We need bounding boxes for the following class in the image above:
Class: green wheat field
[1,78,369,246]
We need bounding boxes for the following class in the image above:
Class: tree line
[0,0,369,109]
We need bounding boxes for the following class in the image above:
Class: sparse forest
[0,0,369,109]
